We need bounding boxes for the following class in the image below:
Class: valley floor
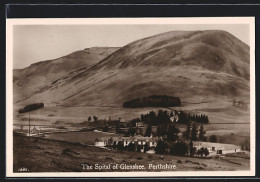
[13,134,250,173]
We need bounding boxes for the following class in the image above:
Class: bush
[208,135,218,143]
[197,147,209,157]
[240,139,250,151]
[170,141,188,156]
[116,141,124,150]
[177,160,182,164]
[155,140,168,154]
[204,148,209,156]
[137,157,143,160]
[148,155,153,159]
[127,143,136,152]
[62,148,71,155]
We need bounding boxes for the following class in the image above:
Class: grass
[13,135,250,173]
[44,131,118,145]
[13,100,250,147]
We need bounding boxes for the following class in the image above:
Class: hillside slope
[13,47,119,103]
[14,30,250,107]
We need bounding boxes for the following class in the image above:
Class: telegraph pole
[28,111,30,140]
[19,103,44,140]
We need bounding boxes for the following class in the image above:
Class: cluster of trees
[128,110,207,142]
[208,135,218,143]
[157,123,180,140]
[187,113,209,124]
[108,139,209,157]
[19,103,44,113]
[189,141,209,157]
[136,110,185,126]
[154,140,168,154]
[169,141,188,156]
[131,109,209,127]
[123,95,181,108]
[155,140,189,156]
[87,116,99,122]
[155,140,209,157]
[197,147,209,157]
[183,123,206,141]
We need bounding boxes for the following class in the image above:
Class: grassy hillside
[13,30,250,132]
[13,47,119,103]
[14,135,250,172]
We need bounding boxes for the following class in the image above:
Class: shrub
[240,139,250,151]
[137,157,143,160]
[62,148,71,155]
[148,155,153,159]
[177,160,182,163]
[208,135,218,143]
[170,141,188,156]
[204,148,209,157]
[155,140,167,154]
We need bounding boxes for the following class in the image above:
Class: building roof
[95,137,111,142]
[194,141,240,150]
[112,136,158,142]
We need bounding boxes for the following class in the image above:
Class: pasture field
[44,131,118,145]
[13,135,250,173]
[13,100,250,147]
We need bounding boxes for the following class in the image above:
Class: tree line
[108,139,209,157]
[187,113,209,124]
[123,95,181,108]
[19,103,44,113]
[130,109,209,127]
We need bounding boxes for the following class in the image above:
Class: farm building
[136,122,145,127]
[110,136,158,147]
[26,126,41,136]
[94,137,108,147]
[94,135,159,153]
[193,141,241,155]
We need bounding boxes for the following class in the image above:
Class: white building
[94,137,107,147]
[26,126,41,136]
[193,141,241,155]
[94,135,159,153]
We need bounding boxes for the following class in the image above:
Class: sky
[13,24,250,69]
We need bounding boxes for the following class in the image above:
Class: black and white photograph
[6,17,255,177]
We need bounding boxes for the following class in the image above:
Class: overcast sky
[13,24,250,69]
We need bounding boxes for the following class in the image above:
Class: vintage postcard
[6,17,255,177]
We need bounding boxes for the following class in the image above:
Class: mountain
[13,47,119,103]
[13,30,250,107]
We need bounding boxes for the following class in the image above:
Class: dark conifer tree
[191,123,198,141]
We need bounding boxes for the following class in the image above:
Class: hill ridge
[13,30,250,107]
